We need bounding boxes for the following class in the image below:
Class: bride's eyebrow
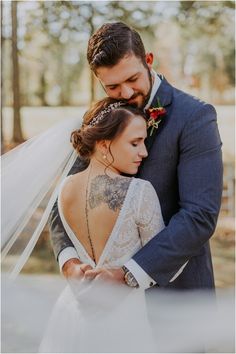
[130,137,146,141]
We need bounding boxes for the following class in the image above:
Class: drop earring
[103,154,107,160]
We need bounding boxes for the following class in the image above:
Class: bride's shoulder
[133,178,154,190]
[59,173,83,204]
[132,178,158,199]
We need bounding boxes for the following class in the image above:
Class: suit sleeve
[49,156,88,260]
[132,104,223,287]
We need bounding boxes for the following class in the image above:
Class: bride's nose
[139,144,148,158]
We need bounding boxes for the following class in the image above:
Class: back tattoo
[89,175,132,212]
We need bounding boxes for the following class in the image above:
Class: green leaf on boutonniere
[146,97,166,136]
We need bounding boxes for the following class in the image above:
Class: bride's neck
[89,157,121,177]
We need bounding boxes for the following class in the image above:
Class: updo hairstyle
[71,98,146,161]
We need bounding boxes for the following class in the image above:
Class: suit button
[150,282,154,287]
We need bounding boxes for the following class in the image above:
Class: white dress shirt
[144,70,162,111]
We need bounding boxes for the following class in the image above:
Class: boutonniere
[146,97,166,136]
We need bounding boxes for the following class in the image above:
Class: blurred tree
[176,1,235,102]
[11,0,24,143]
[1,0,4,153]
[25,1,158,105]
[2,1,234,110]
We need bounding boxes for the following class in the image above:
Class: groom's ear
[145,53,154,68]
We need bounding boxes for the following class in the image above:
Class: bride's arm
[135,181,165,246]
[121,181,166,289]
[124,181,188,289]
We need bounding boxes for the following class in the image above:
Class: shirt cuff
[124,259,156,290]
[125,259,189,289]
[58,247,79,272]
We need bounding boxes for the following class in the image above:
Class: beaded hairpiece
[88,101,125,127]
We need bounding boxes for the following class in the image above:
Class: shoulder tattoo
[89,175,131,212]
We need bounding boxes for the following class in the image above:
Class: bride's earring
[103,154,107,160]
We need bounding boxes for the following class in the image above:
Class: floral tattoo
[89,175,131,212]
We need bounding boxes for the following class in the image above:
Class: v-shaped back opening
[58,176,135,268]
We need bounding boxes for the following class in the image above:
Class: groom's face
[96,53,153,109]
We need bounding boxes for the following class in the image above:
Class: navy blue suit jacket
[49,76,223,290]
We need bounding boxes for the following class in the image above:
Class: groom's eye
[107,85,117,90]
[128,76,138,83]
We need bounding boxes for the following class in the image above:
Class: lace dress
[39,178,165,353]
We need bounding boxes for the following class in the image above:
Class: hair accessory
[88,101,125,127]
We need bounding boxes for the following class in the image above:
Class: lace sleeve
[135,181,165,246]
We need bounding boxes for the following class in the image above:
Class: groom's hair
[87,22,146,73]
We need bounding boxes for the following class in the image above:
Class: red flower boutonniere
[146,97,166,136]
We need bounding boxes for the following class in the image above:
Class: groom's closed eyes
[105,74,139,90]
[106,74,139,91]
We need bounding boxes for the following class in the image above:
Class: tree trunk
[88,5,96,105]
[1,0,4,153]
[39,69,48,106]
[11,0,24,143]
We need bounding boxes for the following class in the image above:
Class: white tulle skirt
[2,275,234,353]
[39,279,157,353]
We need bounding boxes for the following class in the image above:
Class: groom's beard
[126,67,153,109]
[141,66,153,108]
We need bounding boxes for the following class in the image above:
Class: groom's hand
[84,267,125,284]
[62,258,93,279]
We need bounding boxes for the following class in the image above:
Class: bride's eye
[132,142,138,147]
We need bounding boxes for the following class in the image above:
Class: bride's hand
[84,268,125,284]
[62,258,93,279]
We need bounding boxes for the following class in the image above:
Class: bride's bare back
[60,169,132,264]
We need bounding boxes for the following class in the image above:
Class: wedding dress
[39,177,165,353]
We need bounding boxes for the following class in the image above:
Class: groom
[49,22,223,290]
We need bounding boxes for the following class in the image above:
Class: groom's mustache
[125,92,147,107]
[128,93,141,101]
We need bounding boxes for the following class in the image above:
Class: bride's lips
[134,161,142,166]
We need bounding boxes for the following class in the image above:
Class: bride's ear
[96,140,110,156]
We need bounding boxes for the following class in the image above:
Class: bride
[39,97,165,352]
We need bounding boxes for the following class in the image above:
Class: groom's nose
[120,84,134,100]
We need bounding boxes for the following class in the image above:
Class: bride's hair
[71,97,146,161]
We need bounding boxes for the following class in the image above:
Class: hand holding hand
[84,267,125,284]
[62,258,93,279]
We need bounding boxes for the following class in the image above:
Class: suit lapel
[145,76,173,153]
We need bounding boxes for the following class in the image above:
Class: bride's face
[106,115,148,175]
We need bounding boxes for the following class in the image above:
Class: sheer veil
[1,116,81,278]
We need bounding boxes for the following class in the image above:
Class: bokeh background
[1,1,235,288]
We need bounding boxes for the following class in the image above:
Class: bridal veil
[1,116,81,278]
